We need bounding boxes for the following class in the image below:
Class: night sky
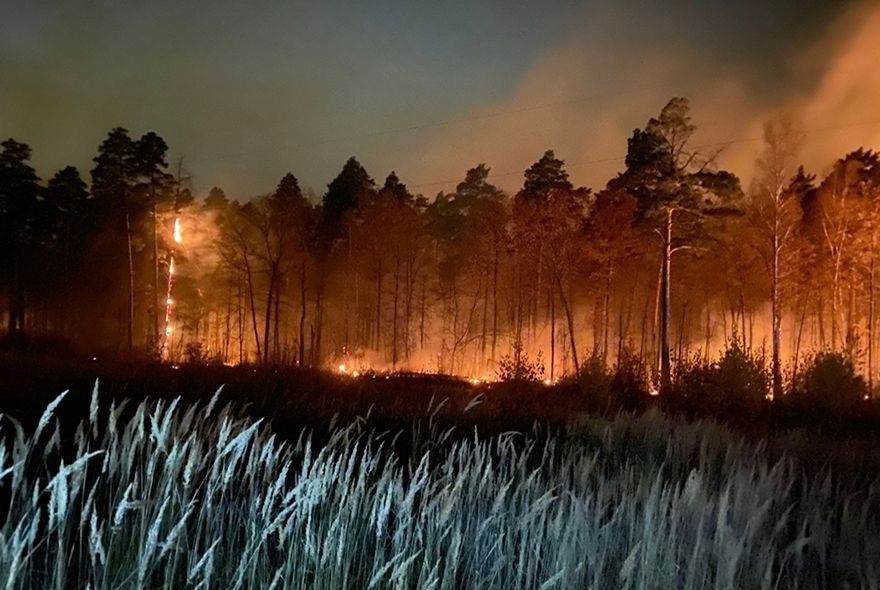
[3,0,876,198]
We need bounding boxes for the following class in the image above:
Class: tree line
[2,97,879,393]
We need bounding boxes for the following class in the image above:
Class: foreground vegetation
[1,382,879,589]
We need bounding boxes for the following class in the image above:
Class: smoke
[405,1,880,195]
[170,207,222,281]
[790,2,880,174]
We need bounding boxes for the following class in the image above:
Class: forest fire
[4,67,880,398]
[7,3,880,588]
[161,216,181,361]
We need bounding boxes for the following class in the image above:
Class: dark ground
[3,345,880,443]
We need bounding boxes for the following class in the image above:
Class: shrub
[672,339,769,411]
[610,348,650,409]
[789,350,866,408]
[671,353,714,400]
[577,351,614,410]
[496,340,544,383]
[183,341,209,365]
[572,349,649,412]
[711,338,770,407]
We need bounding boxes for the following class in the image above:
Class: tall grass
[1,382,878,589]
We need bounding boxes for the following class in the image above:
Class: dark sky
[2,0,872,198]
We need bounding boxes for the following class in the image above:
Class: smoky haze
[0,0,866,198]
[409,1,880,196]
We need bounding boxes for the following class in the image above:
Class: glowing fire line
[161,217,182,361]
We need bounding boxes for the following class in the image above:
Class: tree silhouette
[0,139,41,339]
[610,97,743,393]
[91,128,139,355]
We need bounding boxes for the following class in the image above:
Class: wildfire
[161,216,181,361]
[335,363,364,378]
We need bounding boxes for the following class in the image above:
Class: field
[1,359,880,589]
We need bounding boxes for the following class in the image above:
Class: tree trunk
[392,260,400,369]
[299,260,307,366]
[555,272,579,375]
[831,259,841,350]
[479,273,488,372]
[314,271,324,365]
[677,303,687,361]
[659,208,672,393]
[263,268,276,366]
[491,237,499,366]
[152,190,160,349]
[404,255,414,361]
[420,279,426,351]
[237,274,244,364]
[771,219,782,398]
[273,273,282,364]
[603,260,612,363]
[224,284,232,363]
[793,287,811,381]
[125,213,135,357]
[243,252,262,364]
[549,281,556,381]
[704,303,711,361]
[870,236,876,395]
[375,261,383,353]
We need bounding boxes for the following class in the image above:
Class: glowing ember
[543,378,552,386]
[161,216,182,361]
[338,363,347,374]
[648,383,660,396]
